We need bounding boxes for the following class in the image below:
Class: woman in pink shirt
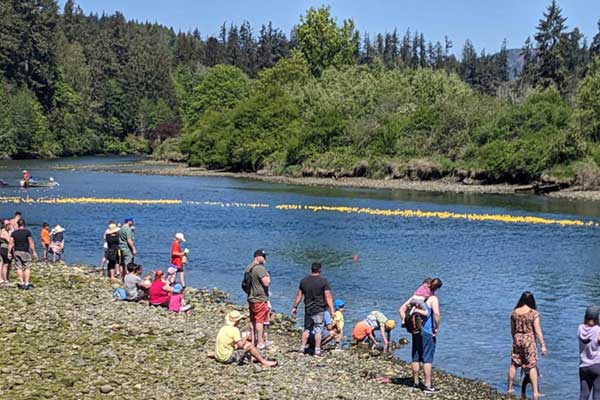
[148,270,172,307]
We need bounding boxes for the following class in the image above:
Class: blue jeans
[412,331,436,364]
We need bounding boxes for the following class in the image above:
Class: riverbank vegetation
[2,1,600,185]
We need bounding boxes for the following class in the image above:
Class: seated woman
[148,270,172,307]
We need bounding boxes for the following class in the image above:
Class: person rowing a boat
[22,170,31,188]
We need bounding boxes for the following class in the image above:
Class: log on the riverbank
[0,263,511,399]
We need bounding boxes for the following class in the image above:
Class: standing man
[399,287,441,394]
[291,262,335,356]
[8,219,37,290]
[245,249,270,350]
[119,217,136,278]
[170,232,187,287]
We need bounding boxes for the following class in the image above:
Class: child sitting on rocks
[168,283,191,313]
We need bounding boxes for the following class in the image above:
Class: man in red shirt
[171,233,187,287]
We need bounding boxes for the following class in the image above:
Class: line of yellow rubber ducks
[0,196,596,228]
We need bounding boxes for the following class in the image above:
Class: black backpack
[404,305,424,335]
[241,265,256,295]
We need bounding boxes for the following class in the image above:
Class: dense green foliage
[3,0,600,185]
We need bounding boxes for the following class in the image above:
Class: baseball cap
[254,249,267,258]
[124,216,134,223]
[173,284,183,294]
[334,299,345,310]
[175,233,186,242]
[167,267,177,275]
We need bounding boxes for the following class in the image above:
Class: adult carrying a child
[399,278,442,394]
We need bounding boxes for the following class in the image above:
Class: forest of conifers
[2,0,600,183]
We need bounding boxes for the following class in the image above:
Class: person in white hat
[171,232,188,287]
[50,225,65,263]
[214,310,278,367]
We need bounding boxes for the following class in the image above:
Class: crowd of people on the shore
[4,210,600,399]
[0,211,66,289]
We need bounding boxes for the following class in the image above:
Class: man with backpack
[242,249,270,350]
[399,287,441,394]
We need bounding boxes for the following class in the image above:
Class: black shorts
[0,247,9,264]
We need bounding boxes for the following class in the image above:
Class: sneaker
[25,283,34,290]
[411,383,422,391]
[17,283,24,290]
[423,385,437,394]
[264,340,273,348]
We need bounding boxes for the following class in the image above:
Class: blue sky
[60,0,600,54]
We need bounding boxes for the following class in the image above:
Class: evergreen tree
[460,40,478,86]
[400,29,411,66]
[533,0,568,90]
[375,33,384,57]
[591,19,600,56]
[418,33,427,67]
[520,36,537,85]
[497,39,509,82]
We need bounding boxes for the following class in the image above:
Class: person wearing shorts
[214,311,277,368]
[400,293,441,394]
[292,262,334,356]
[0,219,12,286]
[170,232,186,287]
[246,249,270,349]
[118,217,136,278]
[8,219,37,290]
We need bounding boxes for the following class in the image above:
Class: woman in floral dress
[507,291,547,399]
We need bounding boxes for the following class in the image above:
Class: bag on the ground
[112,288,127,301]
[241,265,256,295]
[404,306,423,335]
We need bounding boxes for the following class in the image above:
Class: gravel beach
[54,160,600,201]
[0,263,511,399]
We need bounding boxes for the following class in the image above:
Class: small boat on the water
[20,177,59,188]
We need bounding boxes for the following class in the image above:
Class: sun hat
[106,223,119,234]
[52,225,65,233]
[175,233,186,242]
[385,319,396,330]
[173,284,183,294]
[334,299,345,310]
[225,310,243,325]
[585,306,600,321]
[167,267,177,275]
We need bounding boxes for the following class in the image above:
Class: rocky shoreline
[0,263,510,399]
[53,160,600,201]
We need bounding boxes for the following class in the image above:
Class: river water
[1,156,598,399]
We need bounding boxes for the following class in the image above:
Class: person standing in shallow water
[578,306,600,400]
[507,291,547,399]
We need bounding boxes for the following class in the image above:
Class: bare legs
[242,341,277,367]
[507,364,517,394]
[0,262,7,283]
[178,270,185,287]
[412,362,433,387]
[253,321,265,348]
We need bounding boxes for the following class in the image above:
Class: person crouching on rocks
[352,311,396,351]
[148,270,173,308]
[168,283,192,313]
[214,310,278,368]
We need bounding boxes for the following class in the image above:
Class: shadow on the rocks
[390,377,415,387]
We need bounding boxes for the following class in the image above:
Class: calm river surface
[1,156,599,399]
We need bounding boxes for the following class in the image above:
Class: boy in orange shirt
[40,223,50,261]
